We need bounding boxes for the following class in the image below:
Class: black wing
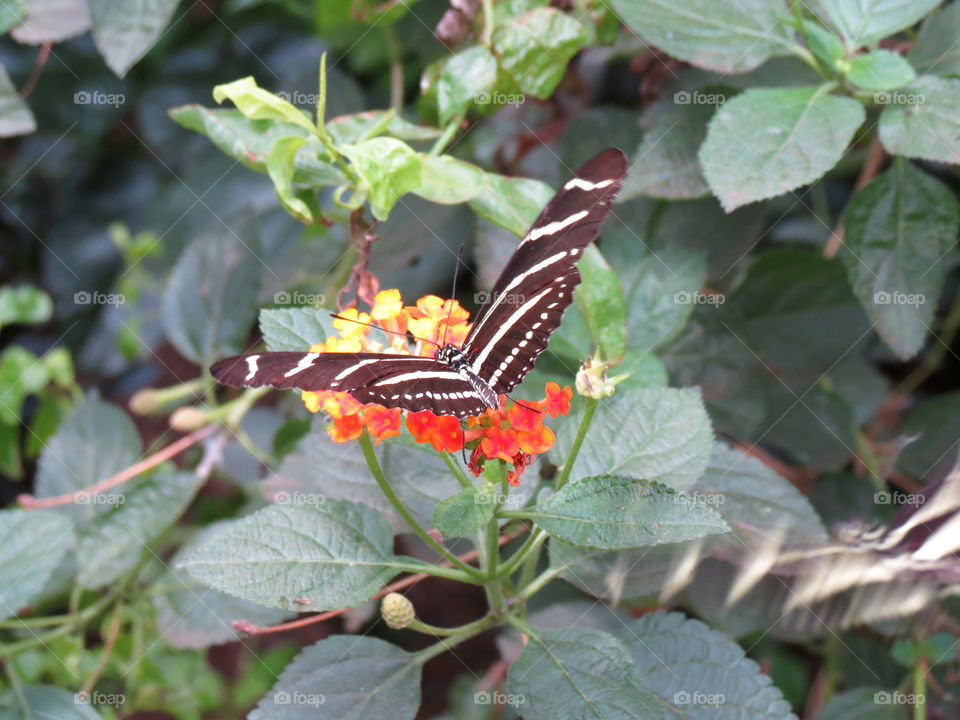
[463,148,627,393]
[210,351,490,417]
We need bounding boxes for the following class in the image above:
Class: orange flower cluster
[300,289,572,484]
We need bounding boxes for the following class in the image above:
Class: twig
[233,527,527,636]
[80,606,122,696]
[18,424,218,509]
[824,137,887,259]
[19,44,51,99]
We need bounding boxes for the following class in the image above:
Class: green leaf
[523,476,727,549]
[180,501,399,611]
[625,610,798,719]
[815,688,908,720]
[326,110,442,145]
[0,1,24,34]
[249,636,421,720]
[0,346,49,425]
[437,46,498,123]
[0,686,103,720]
[878,76,960,164]
[88,0,180,77]
[609,0,795,74]
[339,137,423,220]
[0,422,20,479]
[259,307,330,352]
[492,7,588,99]
[842,49,916,91]
[266,136,317,224]
[802,19,845,69]
[908,2,960,76]
[818,0,939,47]
[35,393,142,524]
[0,509,75,620]
[162,233,263,363]
[897,390,960,480]
[0,284,52,329]
[468,174,553,237]
[840,161,960,359]
[213,76,317,135]
[891,632,957,668]
[433,486,495,539]
[412,155,486,205]
[506,627,663,720]
[77,472,204,588]
[700,85,865,211]
[9,0,90,45]
[551,386,713,490]
[0,65,36,137]
[574,245,627,362]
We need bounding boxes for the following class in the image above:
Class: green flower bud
[381,592,415,630]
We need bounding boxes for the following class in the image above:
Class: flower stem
[441,451,473,488]
[408,612,493,637]
[483,516,507,613]
[429,111,464,156]
[913,659,927,720]
[481,0,495,47]
[359,432,483,579]
[555,396,597,490]
[415,612,500,664]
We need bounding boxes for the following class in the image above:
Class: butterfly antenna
[506,393,543,414]
[329,314,441,348]
[441,243,467,348]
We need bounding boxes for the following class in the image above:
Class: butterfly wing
[210,351,490,417]
[464,148,627,393]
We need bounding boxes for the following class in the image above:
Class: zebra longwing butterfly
[210,148,628,418]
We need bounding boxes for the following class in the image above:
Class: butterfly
[210,148,627,418]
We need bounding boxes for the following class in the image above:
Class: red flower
[544,382,572,418]
[329,413,363,443]
[516,425,554,455]
[363,406,402,445]
[481,426,520,463]
[406,411,463,453]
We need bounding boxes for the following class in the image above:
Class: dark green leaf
[340,137,423,220]
[0,686,103,720]
[818,0,939,47]
[842,49,916,91]
[0,65,36,137]
[0,509,75,620]
[468,174,553,236]
[433,486,495,539]
[897,391,960,479]
[878,77,960,164]
[841,161,959,359]
[88,0,180,77]
[437,46,498,123]
[815,688,908,720]
[575,245,627,362]
[908,3,960,76]
[0,422,20,479]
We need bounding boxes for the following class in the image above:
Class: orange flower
[544,382,572,418]
[407,411,463,453]
[329,413,363,443]
[481,426,520,463]
[517,425,554,455]
[507,401,543,433]
[364,406,402,445]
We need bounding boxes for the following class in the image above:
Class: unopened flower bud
[169,406,209,432]
[575,352,629,399]
[381,592,415,630]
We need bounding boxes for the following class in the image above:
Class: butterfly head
[435,344,470,370]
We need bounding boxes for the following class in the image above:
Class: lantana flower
[299,289,572,484]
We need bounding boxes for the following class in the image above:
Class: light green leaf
[433,486,495,539]
[249,636,421,720]
[506,627,663,720]
[0,346,49,425]
[609,0,795,74]
[551,385,713,490]
[88,0,180,77]
[0,285,51,329]
[818,0,939,47]
[0,1,24,34]
[9,0,90,45]
[77,472,204,588]
[0,686,103,719]
[468,174,553,237]
[815,688,907,720]
[180,501,399,611]
[575,245,627,363]
[266,136,316,224]
[842,49,915,91]
[259,307,330,352]
[213,76,317,135]
[840,161,960,359]
[492,7,588,99]
[0,65,36,137]
[437,46,498,123]
[339,137,423,220]
[523,476,727,549]
[412,154,486,205]
[908,2,960,76]
[700,85,865,211]
[0,423,20,479]
[878,76,960,164]
[0,509,75,620]
[35,393,142,524]
[162,233,263,363]
[802,19,845,69]
[326,110,442,145]
[626,610,798,719]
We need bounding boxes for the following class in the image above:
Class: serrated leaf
[843,49,915,91]
[878,76,960,164]
[896,390,960,479]
[88,0,180,77]
[10,0,90,44]
[840,161,959,360]
[626,610,797,719]
[0,509,75,620]
[339,137,422,220]
[818,0,939,47]
[551,385,713,490]
[815,688,907,720]
[0,65,36,137]
[77,471,204,588]
[908,3,960,76]
[433,486,495,539]
[162,233,263,363]
[249,636,421,720]
[575,245,627,362]
[437,46,498,123]
[326,111,442,145]
[35,393,142,524]
[701,85,864,211]
[492,7,588,99]
[506,627,663,720]
[0,686,103,719]
[267,136,317,224]
[180,501,399,611]
[212,76,317,135]
[523,476,727,549]
[468,174,553,237]
[259,307,331,352]
[412,155,486,205]
[609,0,795,74]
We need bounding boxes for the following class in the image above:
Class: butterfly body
[211,148,628,418]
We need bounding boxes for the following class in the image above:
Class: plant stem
[441,451,473,488]
[409,612,493,637]
[514,566,562,604]
[415,612,500,664]
[481,0,495,47]
[384,26,404,115]
[914,659,927,720]
[429,111,464,156]
[555,397,597,490]
[0,623,76,658]
[359,432,483,579]
[483,516,507,613]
